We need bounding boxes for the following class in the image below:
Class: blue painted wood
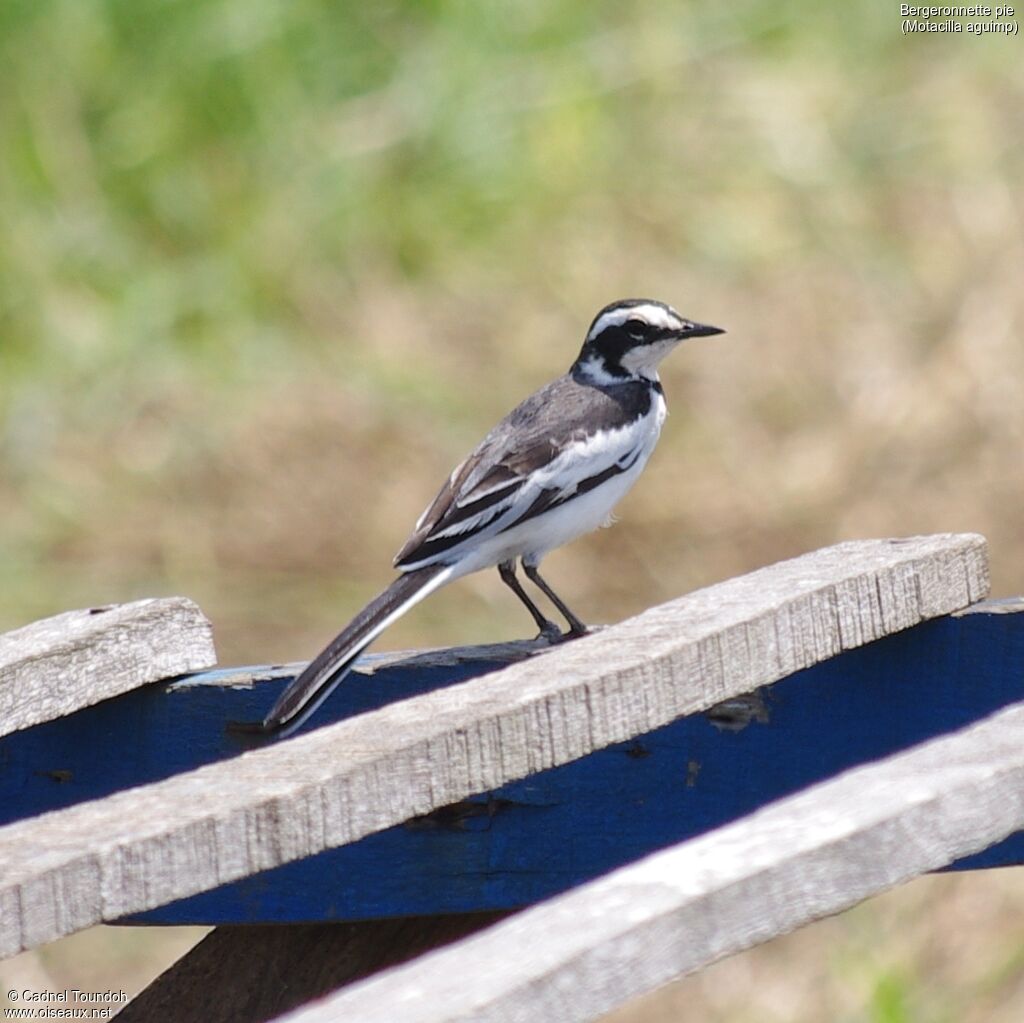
[1,608,1021,925]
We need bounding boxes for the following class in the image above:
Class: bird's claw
[558,625,588,643]
[536,622,564,643]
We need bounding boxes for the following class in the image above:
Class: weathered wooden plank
[0,648,551,828]
[280,697,1024,1023]
[115,597,1022,926]
[0,598,216,738]
[0,535,988,958]
[118,914,509,1023]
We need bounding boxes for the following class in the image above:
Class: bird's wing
[393,374,653,569]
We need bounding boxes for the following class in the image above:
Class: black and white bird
[257,298,724,736]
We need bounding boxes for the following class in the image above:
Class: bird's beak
[681,321,726,338]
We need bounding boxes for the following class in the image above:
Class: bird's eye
[625,319,647,337]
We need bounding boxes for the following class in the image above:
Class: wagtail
[255,298,724,736]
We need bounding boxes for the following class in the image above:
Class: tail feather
[261,564,453,736]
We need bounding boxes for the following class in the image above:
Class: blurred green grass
[1,0,1023,1018]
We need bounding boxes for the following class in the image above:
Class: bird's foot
[558,622,605,643]
[536,621,564,643]
[556,628,586,643]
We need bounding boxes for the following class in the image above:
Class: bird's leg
[498,561,562,641]
[522,561,588,638]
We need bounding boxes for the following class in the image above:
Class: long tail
[259,564,454,737]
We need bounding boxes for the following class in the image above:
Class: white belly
[449,396,665,578]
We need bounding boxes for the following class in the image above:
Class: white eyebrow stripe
[587,303,682,339]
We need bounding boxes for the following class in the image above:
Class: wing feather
[394,373,655,570]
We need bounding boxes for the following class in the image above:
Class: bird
[253,298,724,737]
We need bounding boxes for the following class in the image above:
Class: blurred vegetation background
[1,0,1022,1019]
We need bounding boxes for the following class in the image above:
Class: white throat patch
[618,337,682,376]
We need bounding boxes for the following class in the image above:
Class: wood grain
[110,597,1022,924]
[117,914,509,1023]
[0,535,988,958]
[0,598,216,738]
[280,696,1024,1023]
